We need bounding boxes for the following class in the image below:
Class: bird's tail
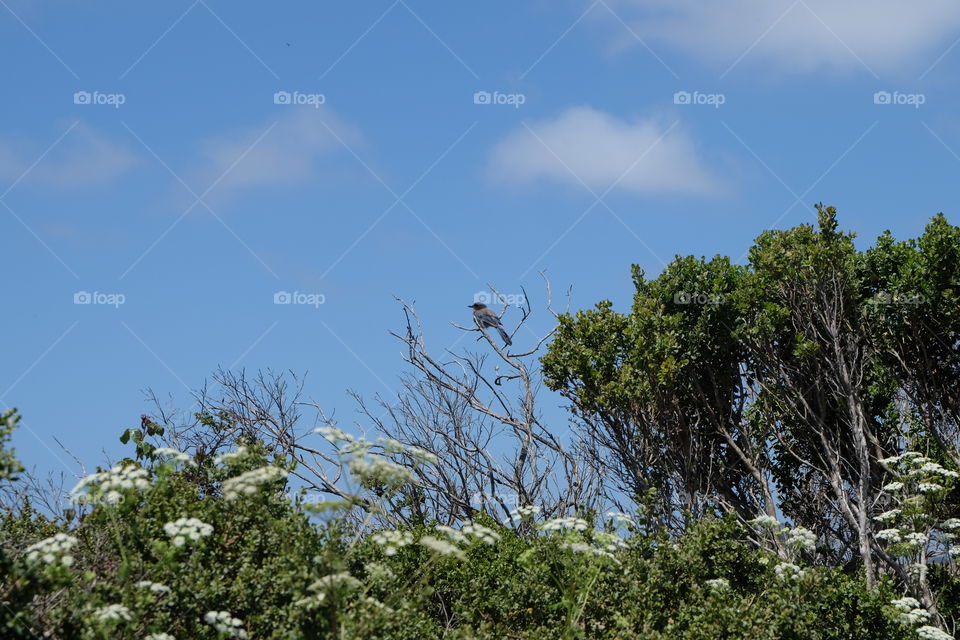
[497,325,512,346]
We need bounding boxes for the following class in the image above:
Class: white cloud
[606,0,960,74]
[0,123,137,189]
[187,107,361,204]
[489,106,720,196]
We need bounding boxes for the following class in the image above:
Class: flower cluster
[163,517,213,547]
[221,466,287,501]
[214,446,248,465]
[749,515,781,529]
[152,447,192,466]
[916,626,955,640]
[539,516,588,532]
[310,572,362,591]
[562,541,617,562]
[774,562,805,581]
[606,511,639,529]
[420,535,465,560]
[371,529,413,556]
[509,505,541,523]
[145,634,176,640]
[203,611,247,639]
[71,464,150,506]
[24,532,77,567]
[594,531,628,554]
[786,526,816,552]
[891,597,932,625]
[705,578,730,590]
[94,604,132,623]
[136,580,171,595]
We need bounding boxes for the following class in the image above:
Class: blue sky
[4,0,960,479]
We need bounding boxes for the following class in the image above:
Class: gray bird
[469,302,512,346]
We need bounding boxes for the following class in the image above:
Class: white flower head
[94,604,132,623]
[203,611,247,639]
[163,517,213,546]
[24,533,78,567]
[221,466,287,501]
[420,535,465,560]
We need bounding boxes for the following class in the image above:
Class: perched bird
[469,302,512,346]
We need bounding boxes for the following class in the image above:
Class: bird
[469,302,512,346]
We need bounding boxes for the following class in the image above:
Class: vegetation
[2,206,959,639]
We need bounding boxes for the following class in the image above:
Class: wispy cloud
[0,123,138,189]
[489,106,721,196]
[605,0,960,74]
[184,107,362,205]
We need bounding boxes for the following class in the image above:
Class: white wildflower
[24,533,78,567]
[94,604,132,623]
[883,482,905,492]
[145,634,176,640]
[705,578,729,590]
[152,447,192,466]
[774,562,805,581]
[221,466,287,501]
[214,446,248,465]
[509,505,542,523]
[917,626,955,640]
[606,511,639,528]
[71,464,151,505]
[163,517,213,545]
[919,482,944,493]
[419,535,465,560]
[314,426,355,443]
[371,530,413,556]
[203,611,247,639]
[876,529,903,543]
[562,541,618,562]
[595,531,629,553]
[310,572,362,591]
[461,522,501,544]
[749,515,781,529]
[136,580,171,595]
[903,532,929,547]
[876,509,902,522]
[941,519,960,530]
[786,526,816,552]
[539,516,589,532]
